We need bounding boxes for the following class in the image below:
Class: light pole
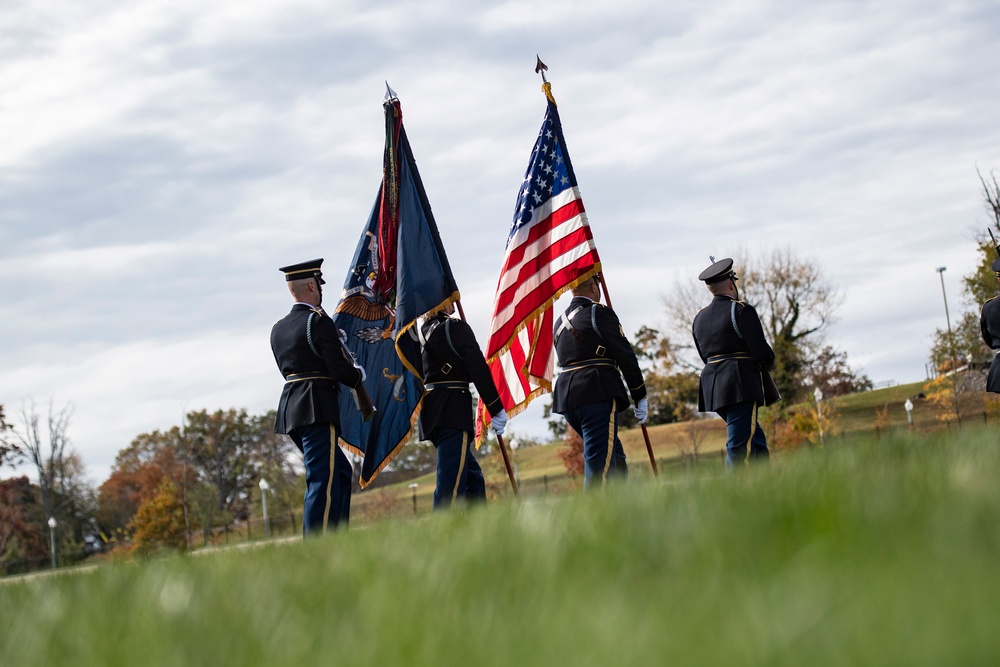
[904,398,914,427]
[814,387,825,445]
[936,267,957,370]
[47,517,57,569]
[258,478,270,538]
[408,483,419,515]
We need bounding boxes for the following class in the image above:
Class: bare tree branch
[977,166,1000,230]
[8,399,74,521]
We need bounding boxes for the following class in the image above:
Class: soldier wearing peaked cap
[551,274,647,490]
[692,258,776,467]
[417,302,508,509]
[270,258,367,534]
[980,256,1000,394]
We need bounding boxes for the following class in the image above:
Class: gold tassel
[542,81,557,106]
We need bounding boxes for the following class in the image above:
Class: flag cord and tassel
[597,274,659,477]
[457,299,519,495]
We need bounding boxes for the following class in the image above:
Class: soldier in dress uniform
[270,258,367,534]
[417,302,508,509]
[980,256,1000,394]
[551,275,647,489]
[692,258,776,467]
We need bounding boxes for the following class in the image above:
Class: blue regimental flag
[383,98,460,360]
[332,92,460,486]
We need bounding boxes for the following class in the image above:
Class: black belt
[284,372,331,383]
[707,353,752,363]
[425,381,469,391]
[561,358,618,371]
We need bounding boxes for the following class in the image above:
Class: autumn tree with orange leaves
[98,408,299,552]
[129,479,189,554]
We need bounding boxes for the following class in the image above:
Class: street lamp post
[47,517,57,569]
[258,479,270,538]
[814,387,825,445]
[408,483,419,515]
[936,267,957,370]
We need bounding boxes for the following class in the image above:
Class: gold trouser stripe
[451,432,469,505]
[602,404,615,488]
[323,425,337,532]
[742,403,759,462]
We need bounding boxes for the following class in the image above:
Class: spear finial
[384,81,398,102]
[535,56,556,105]
[535,55,548,83]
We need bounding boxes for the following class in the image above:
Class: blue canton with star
[509,104,577,246]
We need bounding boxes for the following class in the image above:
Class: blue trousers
[563,400,628,490]
[433,428,486,510]
[289,423,352,534]
[716,401,769,467]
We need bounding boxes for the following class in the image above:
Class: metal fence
[1,512,303,578]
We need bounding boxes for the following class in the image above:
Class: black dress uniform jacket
[980,296,1000,393]
[270,304,364,435]
[692,295,775,412]
[552,296,646,414]
[417,314,504,442]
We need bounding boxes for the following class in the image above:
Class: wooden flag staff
[455,299,519,495]
[598,274,659,476]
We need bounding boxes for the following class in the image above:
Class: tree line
[0,405,302,570]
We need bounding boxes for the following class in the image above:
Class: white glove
[634,397,648,426]
[353,363,367,382]
[491,409,508,436]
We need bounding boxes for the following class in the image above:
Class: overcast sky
[2,0,999,485]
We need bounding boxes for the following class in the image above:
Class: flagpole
[597,273,659,477]
[456,299,519,495]
[534,59,657,477]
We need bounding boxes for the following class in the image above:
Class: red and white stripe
[487,187,599,354]
[475,186,601,441]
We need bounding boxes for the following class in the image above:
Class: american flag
[476,92,602,442]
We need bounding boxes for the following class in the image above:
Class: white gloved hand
[491,409,508,436]
[353,363,367,382]
[634,397,648,425]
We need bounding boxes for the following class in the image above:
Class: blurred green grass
[3,427,999,666]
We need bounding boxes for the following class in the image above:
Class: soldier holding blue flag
[271,259,367,534]
[417,303,508,509]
